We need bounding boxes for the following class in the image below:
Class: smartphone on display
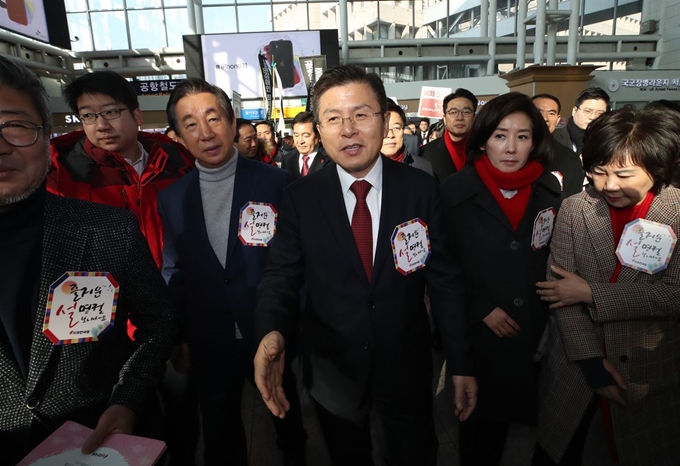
[6,0,30,26]
[268,40,296,88]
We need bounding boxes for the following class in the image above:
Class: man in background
[552,87,610,156]
[423,88,477,184]
[281,111,329,180]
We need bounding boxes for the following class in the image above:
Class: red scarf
[444,132,468,171]
[474,155,544,230]
[392,147,405,164]
[599,189,655,463]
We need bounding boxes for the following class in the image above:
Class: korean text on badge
[238,201,278,247]
[391,218,431,276]
[531,207,556,251]
[616,218,677,274]
[43,272,119,345]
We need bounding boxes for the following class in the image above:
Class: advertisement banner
[299,55,327,113]
[258,53,273,121]
[203,31,322,99]
[417,86,452,118]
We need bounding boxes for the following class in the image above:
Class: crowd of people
[1,53,679,466]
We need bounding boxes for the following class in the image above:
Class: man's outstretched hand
[254,331,290,418]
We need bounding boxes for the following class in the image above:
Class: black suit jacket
[0,194,175,461]
[281,147,330,181]
[546,140,585,198]
[158,156,290,382]
[552,126,574,153]
[423,136,459,185]
[255,157,471,418]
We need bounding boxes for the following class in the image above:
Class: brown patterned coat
[535,186,680,466]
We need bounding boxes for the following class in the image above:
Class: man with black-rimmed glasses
[48,71,194,270]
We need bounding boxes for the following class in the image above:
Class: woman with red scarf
[441,92,562,465]
[533,106,680,466]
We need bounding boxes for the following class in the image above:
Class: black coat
[423,136,460,185]
[546,140,585,198]
[441,167,563,424]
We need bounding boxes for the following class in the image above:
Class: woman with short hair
[534,105,680,466]
[441,92,563,465]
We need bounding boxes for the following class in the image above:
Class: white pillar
[517,0,528,69]
[547,0,557,65]
[567,0,580,65]
[487,0,497,76]
[534,0,546,65]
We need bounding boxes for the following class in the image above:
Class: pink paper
[17,421,166,466]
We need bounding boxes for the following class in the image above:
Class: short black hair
[166,78,235,134]
[582,106,680,188]
[419,117,429,124]
[64,71,139,114]
[466,92,553,167]
[312,64,387,124]
[292,111,319,137]
[531,93,561,113]
[443,88,478,113]
[234,118,255,143]
[0,55,52,136]
[255,120,274,132]
[386,99,407,126]
[574,87,610,109]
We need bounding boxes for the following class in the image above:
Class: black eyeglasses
[79,108,129,125]
[0,120,43,147]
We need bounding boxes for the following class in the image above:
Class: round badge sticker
[238,201,278,247]
[391,218,431,276]
[531,207,556,250]
[616,218,677,274]
[43,272,119,345]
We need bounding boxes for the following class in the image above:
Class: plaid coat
[0,194,176,462]
[535,186,680,466]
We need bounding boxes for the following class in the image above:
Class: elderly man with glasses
[553,87,610,157]
[0,55,176,465]
[423,88,478,184]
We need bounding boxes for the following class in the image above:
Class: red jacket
[48,131,194,269]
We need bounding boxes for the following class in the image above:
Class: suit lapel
[316,164,369,287]
[26,197,88,394]
[372,158,400,283]
[226,156,261,264]
[473,181,515,233]
[309,147,329,174]
[583,193,618,279]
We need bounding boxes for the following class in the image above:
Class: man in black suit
[254,65,476,466]
[159,78,306,466]
[423,88,477,184]
[0,56,175,463]
[552,87,610,156]
[531,93,585,197]
[281,111,329,179]
[417,117,430,146]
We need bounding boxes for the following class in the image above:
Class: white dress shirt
[298,150,319,174]
[337,157,383,263]
[123,141,149,177]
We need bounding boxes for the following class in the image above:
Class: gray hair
[166,77,234,134]
[0,55,53,136]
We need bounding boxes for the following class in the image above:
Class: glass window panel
[88,0,125,10]
[165,8,192,48]
[65,0,88,12]
[203,0,235,5]
[128,9,167,48]
[273,3,308,31]
[236,0,269,4]
[90,11,129,50]
[203,6,237,33]
[126,0,162,8]
[163,0,187,5]
[237,5,272,32]
[308,2,336,30]
[67,13,94,52]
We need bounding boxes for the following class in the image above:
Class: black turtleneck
[0,185,45,377]
[566,117,585,155]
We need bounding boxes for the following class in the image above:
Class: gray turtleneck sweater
[195,153,238,268]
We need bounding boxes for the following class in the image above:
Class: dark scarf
[474,155,544,230]
[444,132,468,171]
[566,117,585,154]
[0,185,45,377]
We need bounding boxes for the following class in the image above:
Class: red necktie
[350,180,373,281]
[301,155,310,176]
